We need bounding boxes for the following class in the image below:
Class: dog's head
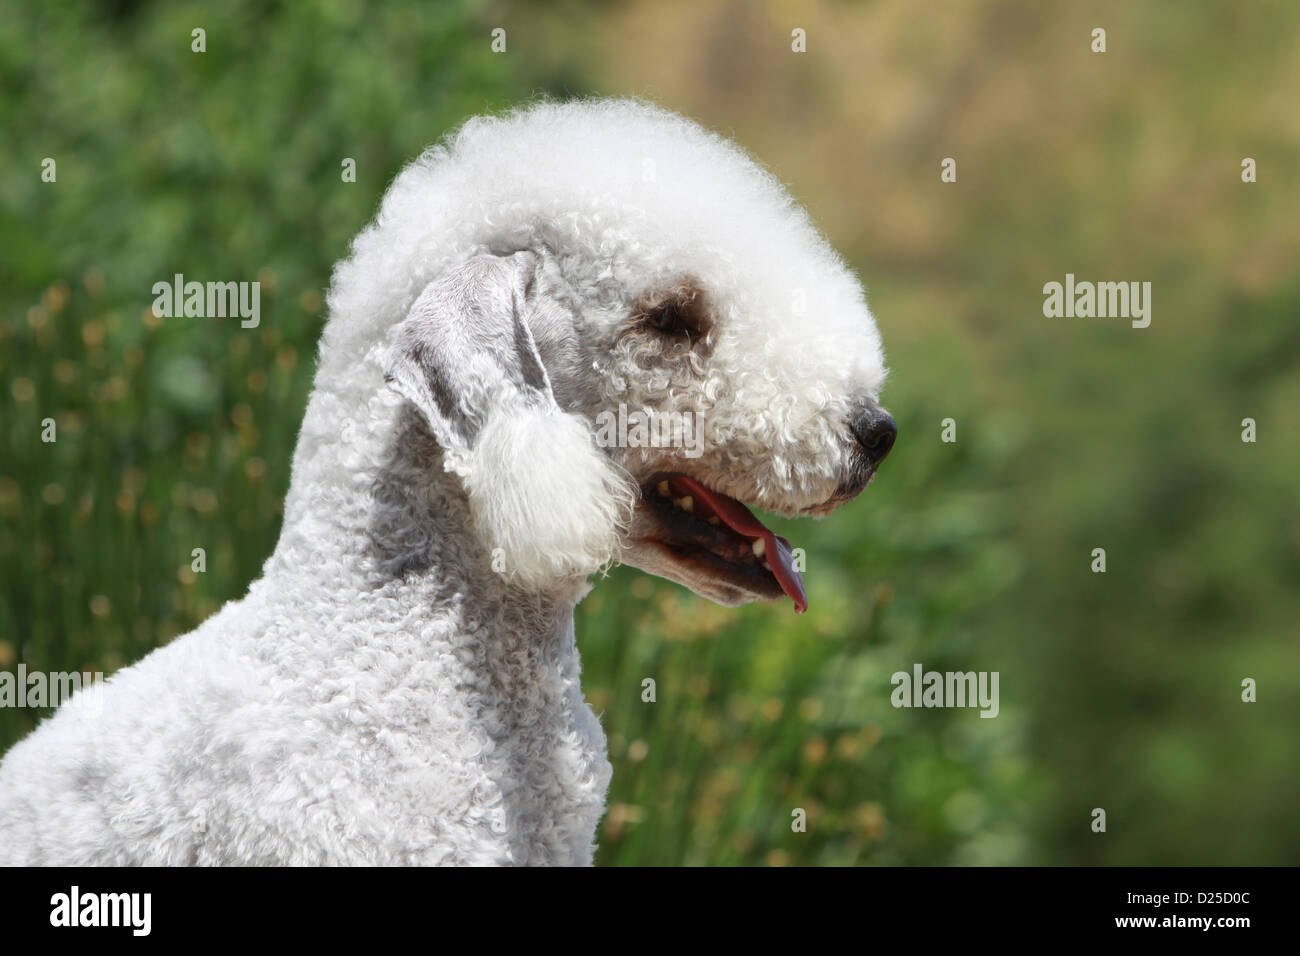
[378,100,893,610]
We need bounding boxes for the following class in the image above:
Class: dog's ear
[383,251,634,588]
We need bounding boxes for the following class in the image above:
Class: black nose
[851,409,897,465]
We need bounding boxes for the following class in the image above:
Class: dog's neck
[253,378,610,864]
[264,374,589,644]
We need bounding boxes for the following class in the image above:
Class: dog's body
[0,476,607,865]
[0,100,892,865]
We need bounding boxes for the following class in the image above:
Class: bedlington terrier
[0,99,895,865]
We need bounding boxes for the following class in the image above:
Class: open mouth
[639,474,808,613]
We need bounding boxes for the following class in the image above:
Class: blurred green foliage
[0,0,521,780]
[2,0,1298,866]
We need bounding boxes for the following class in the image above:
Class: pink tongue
[669,476,808,614]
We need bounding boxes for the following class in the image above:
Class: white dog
[0,99,894,865]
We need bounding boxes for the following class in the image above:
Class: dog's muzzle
[813,403,897,511]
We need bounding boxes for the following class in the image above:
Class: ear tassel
[384,253,636,588]
[463,404,637,588]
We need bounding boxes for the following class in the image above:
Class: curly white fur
[463,406,636,586]
[0,99,888,865]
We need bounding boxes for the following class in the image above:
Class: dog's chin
[620,536,783,608]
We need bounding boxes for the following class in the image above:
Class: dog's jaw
[618,468,874,612]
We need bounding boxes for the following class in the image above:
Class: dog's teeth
[657,481,670,498]
[762,559,771,571]
[751,538,766,558]
[679,495,693,513]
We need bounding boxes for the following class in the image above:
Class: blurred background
[2,0,1298,865]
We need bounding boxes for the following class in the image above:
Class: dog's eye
[646,303,696,337]
[633,282,712,344]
